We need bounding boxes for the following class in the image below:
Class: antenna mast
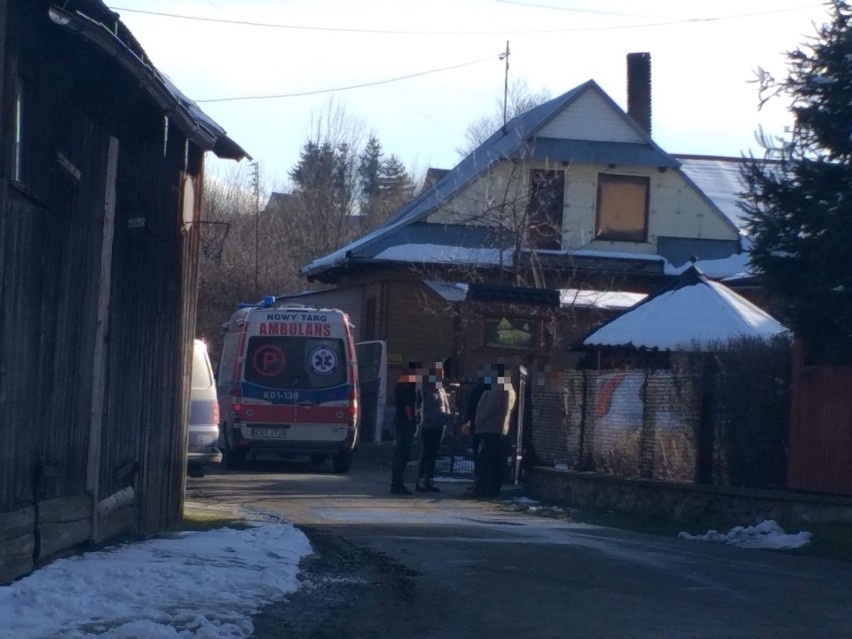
[500,40,510,132]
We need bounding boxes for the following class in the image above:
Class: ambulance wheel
[310,454,328,466]
[332,452,353,474]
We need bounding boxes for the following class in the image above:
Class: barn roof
[49,2,249,160]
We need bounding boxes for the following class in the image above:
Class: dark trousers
[475,433,505,497]
[418,428,443,483]
[391,421,415,487]
[471,432,481,477]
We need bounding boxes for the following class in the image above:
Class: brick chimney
[627,52,652,136]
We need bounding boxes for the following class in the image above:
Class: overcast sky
[108,0,833,190]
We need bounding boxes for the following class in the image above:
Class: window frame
[594,173,650,243]
[526,168,565,250]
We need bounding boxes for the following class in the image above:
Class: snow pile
[504,496,573,517]
[0,522,312,638]
[678,520,812,550]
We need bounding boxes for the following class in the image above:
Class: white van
[187,339,222,476]
[217,299,360,473]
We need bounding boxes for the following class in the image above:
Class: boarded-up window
[595,174,649,243]
[527,169,564,250]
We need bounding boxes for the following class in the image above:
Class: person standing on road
[416,362,452,493]
[390,362,419,495]
[473,365,517,498]
[462,365,492,484]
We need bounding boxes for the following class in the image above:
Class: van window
[245,336,347,390]
[192,344,214,389]
[218,333,238,385]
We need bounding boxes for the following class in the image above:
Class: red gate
[788,341,852,495]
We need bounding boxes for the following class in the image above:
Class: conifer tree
[358,134,383,212]
[741,0,852,363]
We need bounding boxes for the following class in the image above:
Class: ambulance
[217,298,359,473]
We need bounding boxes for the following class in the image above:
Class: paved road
[187,458,852,638]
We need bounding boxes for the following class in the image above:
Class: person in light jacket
[473,365,516,498]
[416,362,452,492]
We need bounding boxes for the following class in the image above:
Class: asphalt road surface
[187,457,852,639]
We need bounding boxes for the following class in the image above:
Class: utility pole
[500,40,510,132]
[249,161,260,300]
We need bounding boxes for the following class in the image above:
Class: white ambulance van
[217,298,359,473]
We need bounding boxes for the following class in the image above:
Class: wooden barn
[0,0,248,583]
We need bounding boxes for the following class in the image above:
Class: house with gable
[294,53,746,394]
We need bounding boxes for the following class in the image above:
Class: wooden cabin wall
[0,0,207,580]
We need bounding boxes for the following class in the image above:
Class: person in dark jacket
[390,362,419,495]
[415,362,452,492]
[473,365,517,498]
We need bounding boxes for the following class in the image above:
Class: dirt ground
[252,525,432,639]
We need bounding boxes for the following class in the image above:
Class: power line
[110,4,826,36]
[195,55,500,103]
[490,1,664,19]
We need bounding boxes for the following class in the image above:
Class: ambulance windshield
[244,336,347,390]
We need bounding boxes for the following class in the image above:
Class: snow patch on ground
[503,496,575,517]
[678,520,812,550]
[0,522,312,638]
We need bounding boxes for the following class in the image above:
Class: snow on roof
[372,244,514,265]
[582,267,787,351]
[676,156,750,233]
[425,281,469,302]
[560,289,647,310]
[664,251,753,279]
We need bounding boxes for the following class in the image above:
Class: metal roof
[301,80,678,279]
[530,138,679,168]
[424,281,469,302]
[675,155,751,233]
[50,2,249,161]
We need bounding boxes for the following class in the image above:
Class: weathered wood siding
[101,129,201,534]
[0,0,207,581]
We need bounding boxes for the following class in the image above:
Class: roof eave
[49,5,249,160]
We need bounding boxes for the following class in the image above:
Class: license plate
[252,427,288,439]
[190,433,218,446]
